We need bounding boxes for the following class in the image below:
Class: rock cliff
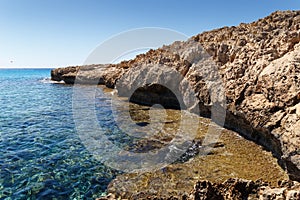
[51,10,300,191]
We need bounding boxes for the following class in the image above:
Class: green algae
[106,98,289,197]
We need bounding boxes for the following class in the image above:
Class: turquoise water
[0,69,117,199]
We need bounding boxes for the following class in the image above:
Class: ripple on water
[0,70,119,199]
[0,70,289,199]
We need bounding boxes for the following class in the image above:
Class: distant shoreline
[0,67,54,69]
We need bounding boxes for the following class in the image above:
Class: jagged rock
[51,10,300,185]
[95,193,116,200]
[51,66,77,82]
[189,179,260,200]
[99,179,300,200]
[188,179,300,200]
[50,64,123,85]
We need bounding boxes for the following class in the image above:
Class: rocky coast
[52,11,300,199]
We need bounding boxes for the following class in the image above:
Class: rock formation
[97,179,300,200]
[51,10,300,197]
[190,179,300,200]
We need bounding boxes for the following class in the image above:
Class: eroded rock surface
[189,179,300,200]
[97,179,300,200]
[51,10,300,192]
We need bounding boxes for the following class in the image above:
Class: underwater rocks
[51,10,300,182]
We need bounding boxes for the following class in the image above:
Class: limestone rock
[51,10,300,182]
[100,179,300,200]
[189,179,300,200]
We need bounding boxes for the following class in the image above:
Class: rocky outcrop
[51,64,121,86]
[190,179,300,200]
[51,66,77,82]
[191,179,300,200]
[51,10,300,182]
[97,179,300,200]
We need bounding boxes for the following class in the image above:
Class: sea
[0,69,116,199]
[0,68,289,199]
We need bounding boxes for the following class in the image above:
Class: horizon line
[0,66,55,69]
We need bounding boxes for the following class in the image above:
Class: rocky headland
[52,11,300,199]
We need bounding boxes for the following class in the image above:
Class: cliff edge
[51,11,300,183]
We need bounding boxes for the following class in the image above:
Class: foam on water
[39,77,64,84]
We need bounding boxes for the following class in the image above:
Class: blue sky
[0,0,299,68]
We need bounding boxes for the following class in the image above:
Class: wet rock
[96,193,116,200]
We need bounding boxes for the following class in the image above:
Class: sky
[0,0,299,68]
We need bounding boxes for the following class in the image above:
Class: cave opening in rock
[129,84,184,110]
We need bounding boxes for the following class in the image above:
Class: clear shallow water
[0,69,288,199]
[0,69,117,199]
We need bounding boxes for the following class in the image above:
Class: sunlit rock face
[51,10,300,182]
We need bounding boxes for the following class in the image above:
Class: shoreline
[51,10,300,199]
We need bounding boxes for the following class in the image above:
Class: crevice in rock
[234,83,249,106]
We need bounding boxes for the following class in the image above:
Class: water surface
[0,69,288,199]
[0,69,116,199]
